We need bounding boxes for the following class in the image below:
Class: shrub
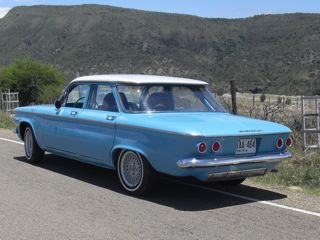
[0,111,15,129]
[277,96,282,104]
[0,59,65,106]
[285,98,291,105]
[216,88,224,96]
[260,93,266,102]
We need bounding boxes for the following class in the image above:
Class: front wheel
[24,126,44,163]
[117,150,155,195]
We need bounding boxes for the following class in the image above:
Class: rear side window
[88,85,118,112]
[172,86,208,111]
[65,84,90,108]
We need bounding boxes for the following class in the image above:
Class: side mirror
[54,100,62,109]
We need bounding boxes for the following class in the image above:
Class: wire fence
[301,96,320,152]
[1,89,19,114]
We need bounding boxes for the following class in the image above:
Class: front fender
[15,113,43,148]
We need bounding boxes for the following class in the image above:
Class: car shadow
[14,154,287,211]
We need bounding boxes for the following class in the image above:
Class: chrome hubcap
[24,129,33,159]
[120,151,143,188]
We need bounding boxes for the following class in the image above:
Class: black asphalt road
[0,138,319,240]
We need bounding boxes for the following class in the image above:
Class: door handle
[106,115,117,121]
[70,111,78,116]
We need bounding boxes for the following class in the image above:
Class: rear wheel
[117,150,155,195]
[24,127,44,163]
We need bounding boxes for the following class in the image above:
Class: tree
[312,89,320,96]
[0,59,65,106]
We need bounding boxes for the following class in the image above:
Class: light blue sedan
[14,74,292,195]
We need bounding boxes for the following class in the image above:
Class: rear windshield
[116,84,226,113]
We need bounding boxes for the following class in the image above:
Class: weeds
[221,93,320,194]
[0,111,15,129]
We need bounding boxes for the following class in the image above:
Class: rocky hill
[1,5,320,95]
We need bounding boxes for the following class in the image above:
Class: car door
[44,83,91,156]
[74,84,119,166]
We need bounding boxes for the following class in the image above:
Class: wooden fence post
[230,80,237,115]
[8,89,11,113]
[252,95,255,110]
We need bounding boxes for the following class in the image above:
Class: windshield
[116,84,226,113]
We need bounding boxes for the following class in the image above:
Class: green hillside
[0,4,320,95]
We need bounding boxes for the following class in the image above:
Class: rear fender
[111,145,149,169]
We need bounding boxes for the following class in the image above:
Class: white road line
[1,136,320,218]
[0,137,23,145]
[176,181,320,218]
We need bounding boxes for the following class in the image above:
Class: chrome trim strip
[200,132,292,138]
[15,110,291,138]
[176,152,292,168]
[15,110,199,136]
[114,122,203,136]
[15,110,115,127]
[115,122,291,138]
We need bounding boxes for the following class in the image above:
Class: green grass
[0,111,15,129]
[251,150,320,195]
[249,132,320,195]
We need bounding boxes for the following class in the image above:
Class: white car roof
[71,74,208,85]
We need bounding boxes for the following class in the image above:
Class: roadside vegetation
[0,111,15,129]
[0,59,65,106]
[0,59,65,129]
[220,93,320,195]
[249,131,320,195]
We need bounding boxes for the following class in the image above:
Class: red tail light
[276,138,284,149]
[212,141,221,152]
[197,142,207,153]
[285,137,292,147]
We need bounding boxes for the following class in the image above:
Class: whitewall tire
[117,150,155,195]
[24,126,44,163]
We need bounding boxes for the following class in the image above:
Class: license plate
[236,138,256,154]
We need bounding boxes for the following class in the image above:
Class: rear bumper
[176,152,292,168]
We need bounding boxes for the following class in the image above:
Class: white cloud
[0,7,10,18]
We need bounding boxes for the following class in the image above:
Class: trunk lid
[142,112,291,137]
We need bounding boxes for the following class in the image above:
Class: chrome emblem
[239,130,263,133]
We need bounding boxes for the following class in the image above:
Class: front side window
[88,84,118,112]
[117,84,226,113]
[65,84,90,108]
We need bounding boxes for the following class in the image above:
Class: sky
[1,0,320,19]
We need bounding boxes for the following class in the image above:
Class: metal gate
[301,96,320,152]
[1,89,19,114]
